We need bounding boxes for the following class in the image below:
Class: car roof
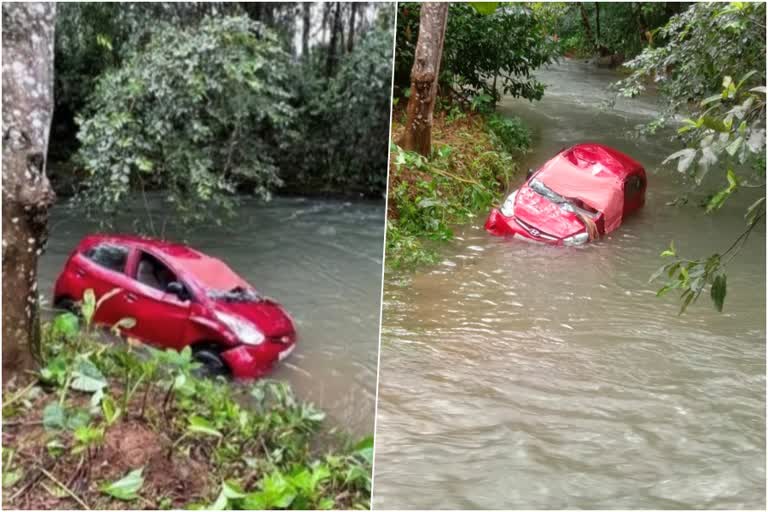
[80,234,250,291]
[556,143,642,179]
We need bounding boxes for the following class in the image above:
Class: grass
[386,103,530,269]
[1,297,371,510]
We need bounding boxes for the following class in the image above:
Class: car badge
[530,228,540,236]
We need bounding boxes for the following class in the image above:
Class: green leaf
[663,148,696,174]
[101,468,144,501]
[2,469,23,489]
[187,415,222,437]
[52,313,79,341]
[81,289,96,326]
[470,2,499,15]
[710,274,727,312]
[700,94,722,107]
[43,403,66,431]
[101,395,121,425]
[660,240,676,258]
[354,435,374,464]
[71,358,107,393]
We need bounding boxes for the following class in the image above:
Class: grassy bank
[386,104,530,268]
[2,297,371,510]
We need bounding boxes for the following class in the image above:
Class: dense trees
[50,3,393,228]
[74,16,293,224]
[539,2,686,62]
[396,3,557,107]
[2,3,57,378]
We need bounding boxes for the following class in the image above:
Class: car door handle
[124,292,138,303]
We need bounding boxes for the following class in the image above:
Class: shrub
[486,114,531,154]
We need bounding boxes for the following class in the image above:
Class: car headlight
[215,311,265,345]
[563,232,589,246]
[500,190,518,217]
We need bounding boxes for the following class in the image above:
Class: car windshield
[208,286,263,303]
[529,178,598,219]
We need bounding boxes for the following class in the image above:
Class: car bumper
[484,208,558,244]
[220,341,296,379]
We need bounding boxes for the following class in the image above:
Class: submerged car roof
[534,143,642,233]
[81,234,250,291]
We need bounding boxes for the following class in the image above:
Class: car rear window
[84,243,128,273]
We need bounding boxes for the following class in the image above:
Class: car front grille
[514,217,558,240]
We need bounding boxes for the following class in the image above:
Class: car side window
[135,252,178,292]
[84,243,128,273]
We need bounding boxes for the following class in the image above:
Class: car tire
[54,296,79,315]
[192,346,230,379]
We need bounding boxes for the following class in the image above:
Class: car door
[120,249,192,350]
[76,242,135,327]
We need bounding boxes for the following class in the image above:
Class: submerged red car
[54,234,296,378]
[485,143,646,245]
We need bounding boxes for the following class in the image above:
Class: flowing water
[373,59,766,509]
[39,196,384,438]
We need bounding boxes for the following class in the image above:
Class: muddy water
[39,196,384,438]
[374,59,766,509]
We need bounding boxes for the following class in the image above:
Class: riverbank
[385,104,529,268]
[2,312,372,510]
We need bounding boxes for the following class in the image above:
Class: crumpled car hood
[215,300,295,337]
[513,185,587,239]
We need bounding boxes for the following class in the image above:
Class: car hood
[513,185,587,239]
[215,300,295,337]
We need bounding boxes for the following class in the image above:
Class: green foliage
[284,21,394,195]
[387,116,518,269]
[616,2,765,125]
[651,243,729,314]
[2,449,24,489]
[485,114,532,154]
[614,2,766,313]
[395,3,557,105]
[100,468,145,501]
[7,308,372,509]
[546,2,680,58]
[75,16,294,226]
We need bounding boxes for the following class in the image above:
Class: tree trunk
[595,2,600,44]
[302,2,310,59]
[578,3,595,51]
[347,3,357,53]
[326,2,342,77]
[2,2,57,382]
[400,3,449,157]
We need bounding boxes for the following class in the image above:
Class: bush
[486,114,531,154]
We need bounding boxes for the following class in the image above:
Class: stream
[373,59,766,509]
[40,196,384,439]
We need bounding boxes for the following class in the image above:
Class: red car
[53,234,297,379]
[485,143,646,245]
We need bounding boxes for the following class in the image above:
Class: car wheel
[192,346,230,379]
[54,296,79,315]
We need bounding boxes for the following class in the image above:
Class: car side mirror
[166,281,189,301]
[526,168,534,179]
